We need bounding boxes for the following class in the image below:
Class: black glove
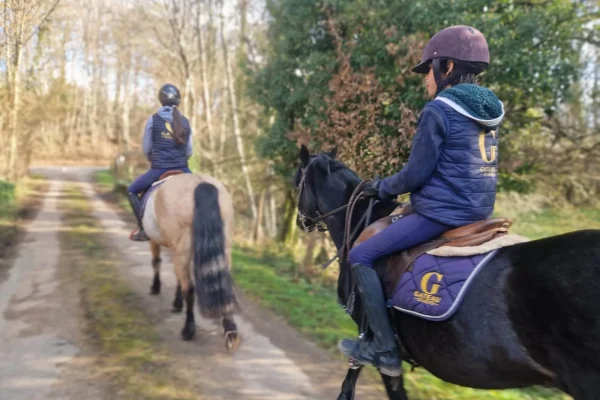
[361,180,382,199]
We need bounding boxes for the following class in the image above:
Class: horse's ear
[328,146,338,160]
[299,145,310,167]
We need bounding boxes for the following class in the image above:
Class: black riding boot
[338,263,402,377]
[127,192,149,242]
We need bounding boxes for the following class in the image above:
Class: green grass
[61,185,200,400]
[494,193,600,239]
[95,170,131,210]
[0,175,47,248]
[508,208,600,239]
[96,170,115,190]
[0,180,17,238]
[233,248,357,349]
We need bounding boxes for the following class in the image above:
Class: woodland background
[1,0,599,276]
[2,2,600,397]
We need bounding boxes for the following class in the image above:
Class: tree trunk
[8,43,22,180]
[112,58,124,143]
[66,88,79,148]
[302,234,318,280]
[4,0,11,92]
[268,181,277,238]
[278,189,297,245]
[254,189,266,242]
[220,0,257,220]
[196,0,215,166]
[121,67,131,151]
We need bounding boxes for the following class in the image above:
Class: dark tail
[193,183,238,319]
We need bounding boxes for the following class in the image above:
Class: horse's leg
[380,373,409,400]
[220,242,239,350]
[171,282,184,313]
[336,368,361,400]
[172,243,195,340]
[222,315,240,351]
[150,241,161,295]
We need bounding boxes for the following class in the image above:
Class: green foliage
[497,172,535,193]
[0,180,16,209]
[249,0,592,182]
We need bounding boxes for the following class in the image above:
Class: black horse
[295,146,600,400]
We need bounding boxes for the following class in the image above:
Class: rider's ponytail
[171,106,186,145]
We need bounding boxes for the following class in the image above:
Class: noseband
[296,160,349,232]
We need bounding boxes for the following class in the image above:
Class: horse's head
[295,145,360,234]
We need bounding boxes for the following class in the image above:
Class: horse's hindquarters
[504,230,600,396]
[396,249,555,389]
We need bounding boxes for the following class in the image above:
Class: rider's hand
[362,180,382,199]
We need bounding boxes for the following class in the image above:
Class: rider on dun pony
[127,83,193,241]
[338,25,505,377]
[123,83,239,346]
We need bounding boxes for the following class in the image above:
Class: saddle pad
[426,234,529,257]
[140,180,166,218]
[389,250,498,321]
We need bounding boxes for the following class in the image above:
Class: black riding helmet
[158,83,181,106]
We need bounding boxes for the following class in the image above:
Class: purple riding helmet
[412,25,490,93]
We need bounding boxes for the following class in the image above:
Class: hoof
[181,325,196,341]
[150,285,160,296]
[224,331,240,352]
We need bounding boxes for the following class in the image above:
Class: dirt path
[0,179,107,400]
[76,166,384,400]
[1,166,383,400]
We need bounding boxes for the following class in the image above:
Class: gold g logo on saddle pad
[413,272,444,306]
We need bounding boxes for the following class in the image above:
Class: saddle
[158,170,185,181]
[354,205,512,297]
[139,170,185,198]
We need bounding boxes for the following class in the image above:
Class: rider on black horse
[338,26,505,377]
[128,83,194,242]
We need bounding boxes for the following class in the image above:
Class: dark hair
[439,59,487,86]
[171,107,186,145]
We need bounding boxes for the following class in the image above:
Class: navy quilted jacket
[379,84,505,227]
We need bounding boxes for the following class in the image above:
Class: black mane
[302,153,360,184]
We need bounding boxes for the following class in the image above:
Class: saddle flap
[158,170,185,181]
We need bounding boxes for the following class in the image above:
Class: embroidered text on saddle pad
[389,250,498,321]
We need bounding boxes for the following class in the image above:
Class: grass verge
[60,184,200,400]
[503,207,600,239]
[0,175,48,265]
